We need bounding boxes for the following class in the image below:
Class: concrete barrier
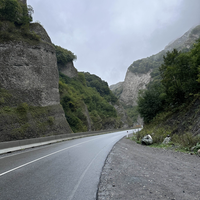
[0,128,128,150]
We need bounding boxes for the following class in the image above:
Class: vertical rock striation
[0,23,72,141]
[119,69,151,106]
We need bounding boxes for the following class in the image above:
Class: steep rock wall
[0,23,72,141]
[119,25,200,107]
[110,82,123,98]
[110,82,123,91]
[0,41,59,107]
[58,61,78,78]
[119,69,151,106]
[113,103,130,128]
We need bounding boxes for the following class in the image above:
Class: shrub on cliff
[0,0,33,25]
[0,0,39,43]
[54,45,77,66]
[84,72,118,104]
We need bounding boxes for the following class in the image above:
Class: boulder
[141,134,153,145]
[197,149,200,156]
[162,135,171,144]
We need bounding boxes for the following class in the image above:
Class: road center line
[0,138,98,177]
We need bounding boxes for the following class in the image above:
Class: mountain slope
[110,25,200,125]
[113,25,200,108]
[59,71,130,132]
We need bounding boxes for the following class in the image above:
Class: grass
[131,130,200,155]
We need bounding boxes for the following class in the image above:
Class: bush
[47,116,54,126]
[0,0,33,25]
[55,45,77,66]
[137,81,166,123]
[16,103,28,115]
[172,133,200,148]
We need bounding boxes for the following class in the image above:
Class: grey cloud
[28,0,200,85]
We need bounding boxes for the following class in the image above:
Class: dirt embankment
[98,137,200,200]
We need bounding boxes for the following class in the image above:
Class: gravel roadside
[97,137,200,200]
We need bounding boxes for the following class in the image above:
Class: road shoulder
[97,137,200,200]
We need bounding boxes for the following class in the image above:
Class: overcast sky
[28,0,200,86]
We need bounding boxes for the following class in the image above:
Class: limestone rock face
[110,82,123,91]
[164,25,200,52]
[58,61,78,78]
[0,41,59,107]
[119,69,151,106]
[113,103,129,128]
[30,23,52,44]
[0,23,72,141]
[117,25,200,108]
[110,82,123,98]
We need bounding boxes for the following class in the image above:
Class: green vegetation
[122,104,139,123]
[136,39,200,151]
[137,81,166,123]
[133,126,200,154]
[84,72,118,104]
[111,86,123,98]
[0,105,58,141]
[129,51,165,74]
[190,25,200,37]
[0,0,40,44]
[0,0,33,25]
[129,25,200,77]
[54,45,77,66]
[59,72,120,132]
[160,48,199,105]
[0,85,62,141]
[137,39,200,124]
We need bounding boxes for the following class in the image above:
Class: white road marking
[67,136,123,200]
[0,138,98,177]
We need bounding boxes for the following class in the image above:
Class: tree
[160,45,199,105]
[137,81,166,123]
[0,0,33,25]
[55,45,77,66]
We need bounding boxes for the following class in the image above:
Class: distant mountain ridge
[110,25,200,124]
[111,25,200,107]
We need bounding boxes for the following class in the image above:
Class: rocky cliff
[0,22,72,141]
[115,25,200,107]
[110,82,123,98]
[58,61,78,78]
[1,25,59,107]
[119,70,151,106]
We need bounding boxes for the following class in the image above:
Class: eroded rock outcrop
[58,61,78,78]
[113,103,130,128]
[0,23,72,141]
[119,70,151,106]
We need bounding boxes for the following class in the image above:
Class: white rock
[197,149,200,156]
[141,135,153,145]
[162,136,171,144]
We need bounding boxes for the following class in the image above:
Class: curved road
[0,130,138,200]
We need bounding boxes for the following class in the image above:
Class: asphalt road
[0,130,137,200]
